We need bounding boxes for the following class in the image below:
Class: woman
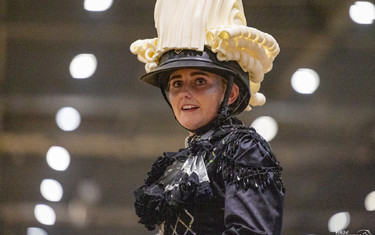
[131,1,284,234]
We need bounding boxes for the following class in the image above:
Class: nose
[178,84,192,98]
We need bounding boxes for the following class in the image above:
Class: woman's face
[167,68,227,132]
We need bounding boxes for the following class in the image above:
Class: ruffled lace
[133,117,284,231]
[145,153,176,186]
[134,138,218,230]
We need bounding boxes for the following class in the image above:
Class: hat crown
[130,0,280,111]
[154,0,246,52]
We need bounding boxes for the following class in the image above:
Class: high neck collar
[185,116,244,146]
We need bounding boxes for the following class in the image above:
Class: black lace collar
[134,117,243,230]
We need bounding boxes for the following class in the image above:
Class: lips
[182,105,199,110]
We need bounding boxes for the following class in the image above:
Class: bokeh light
[349,1,375,24]
[364,190,375,211]
[69,54,97,79]
[84,0,113,12]
[40,179,63,202]
[46,146,71,171]
[291,68,320,94]
[27,227,48,235]
[328,212,350,232]
[68,199,88,227]
[34,204,56,226]
[55,106,81,131]
[77,179,101,205]
[250,116,278,142]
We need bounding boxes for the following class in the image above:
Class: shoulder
[221,126,280,168]
[216,126,285,193]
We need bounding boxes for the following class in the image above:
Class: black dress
[134,117,285,235]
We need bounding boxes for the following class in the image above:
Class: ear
[228,83,239,105]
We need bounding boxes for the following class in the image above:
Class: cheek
[168,94,179,111]
[201,87,225,110]
[206,85,225,102]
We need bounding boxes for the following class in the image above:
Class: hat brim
[140,59,238,88]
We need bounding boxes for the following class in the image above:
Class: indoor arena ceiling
[0,0,374,234]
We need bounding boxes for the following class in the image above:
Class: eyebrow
[169,71,209,81]
[190,71,209,77]
[169,74,182,81]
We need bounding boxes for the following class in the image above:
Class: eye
[195,78,206,86]
[171,80,183,88]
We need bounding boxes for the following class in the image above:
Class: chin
[182,123,200,131]
[179,119,207,131]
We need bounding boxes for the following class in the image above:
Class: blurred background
[0,0,374,234]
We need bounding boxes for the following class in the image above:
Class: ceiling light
[46,146,71,171]
[55,107,81,131]
[328,212,350,233]
[34,204,56,226]
[84,0,113,12]
[40,179,63,202]
[27,227,48,235]
[349,1,375,24]
[291,68,320,94]
[364,190,375,211]
[250,116,278,142]
[69,54,97,79]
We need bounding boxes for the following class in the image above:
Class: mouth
[182,105,199,111]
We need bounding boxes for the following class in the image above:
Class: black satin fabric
[134,117,285,235]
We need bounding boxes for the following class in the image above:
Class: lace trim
[145,154,177,186]
[134,119,285,232]
[216,128,285,193]
[218,157,285,193]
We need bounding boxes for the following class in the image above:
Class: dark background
[0,0,374,234]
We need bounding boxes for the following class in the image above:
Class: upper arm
[218,130,284,235]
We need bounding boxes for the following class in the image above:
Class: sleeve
[220,131,284,235]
